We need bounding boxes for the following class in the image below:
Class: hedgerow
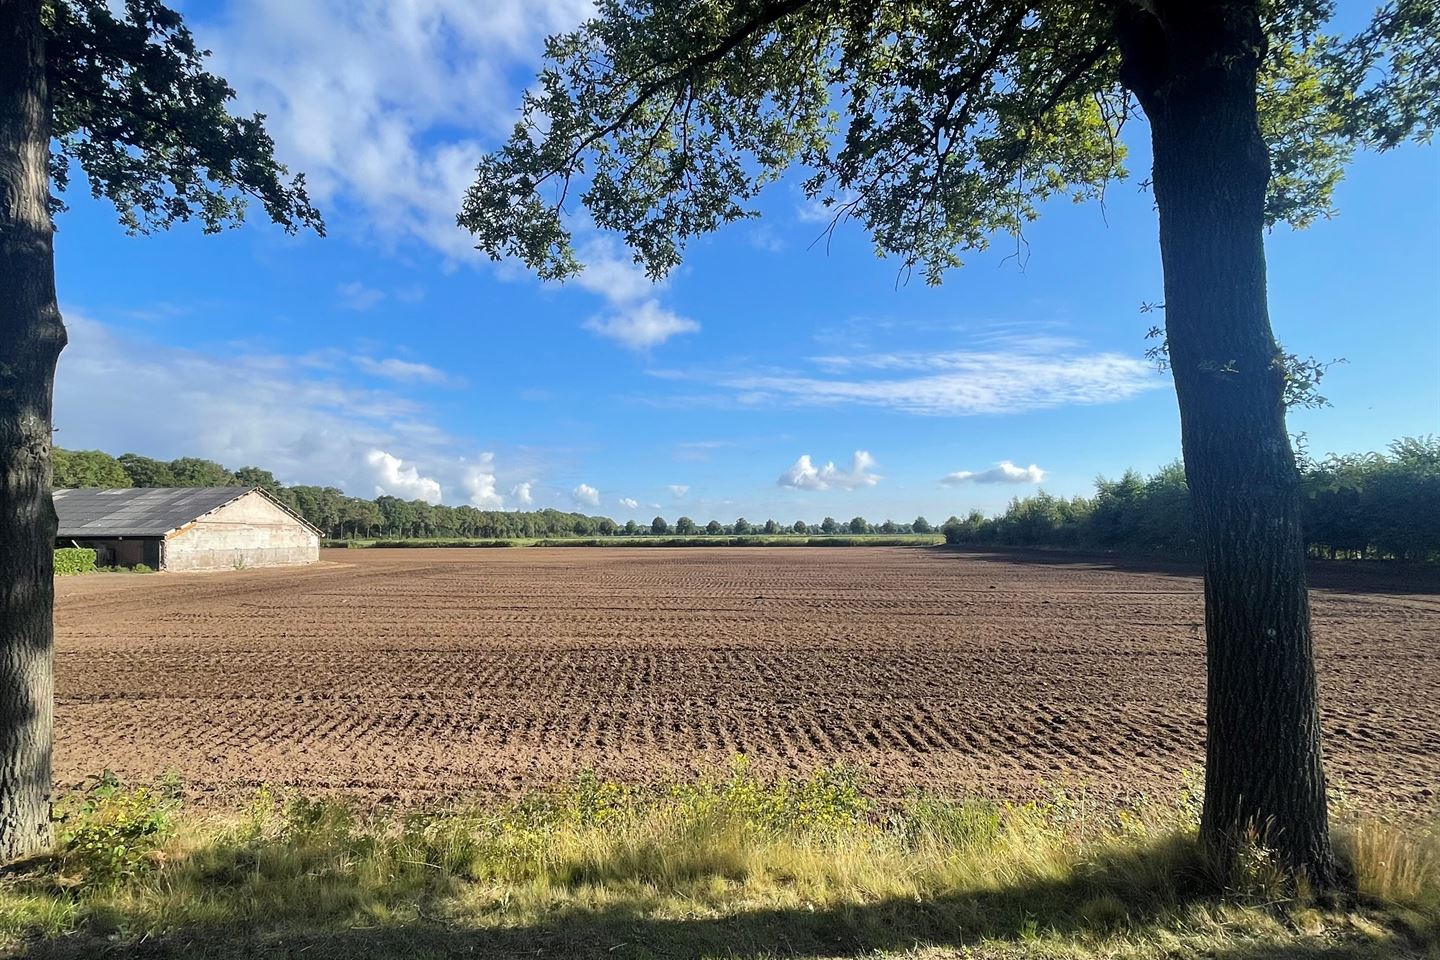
[54,548,97,575]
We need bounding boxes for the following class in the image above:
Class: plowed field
[53,548,1440,808]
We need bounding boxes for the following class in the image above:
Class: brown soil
[52,547,1440,809]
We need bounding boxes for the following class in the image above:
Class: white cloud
[748,225,785,253]
[510,482,534,505]
[618,497,639,510]
[199,3,701,350]
[352,356,451,384]
[366,449,442,502]
[200,0,592,260]
[778,451,880,491]
[942,461,1047,485]
[54,313,520,506]
[795,190,860,224]
[337,281,385,311]
[572,483,600,508]
[668,484,689,498]
[573,238,656,304]
[582,300,700,351]
[462,455,504,507]
[666,342,1161,416]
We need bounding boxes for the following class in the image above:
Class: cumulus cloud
[573,484,600,508]
[510,482,534,505]
[662,340,1161,416]
[461,455,504,508]
[366,449,442,502]
[352,356,451,384]
[582,300,700,351]
[618,497,639,510]
[942,461,1047,485]
[778,451,880,491]
[668,484,690,498]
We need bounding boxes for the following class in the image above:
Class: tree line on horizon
[52,439,1437,560]
[49,448,938,540]
[942,437,1440,563]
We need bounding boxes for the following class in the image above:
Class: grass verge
[1,761,1435,959]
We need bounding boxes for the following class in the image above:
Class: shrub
[54,772,181,887]
[54,548,97,575]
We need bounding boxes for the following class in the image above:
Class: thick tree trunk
[1117,2,1337,888]
[0,0,65,865]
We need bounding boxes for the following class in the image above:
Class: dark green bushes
[1301,437,1440,561]
[53,548,97,575]
[944,437,1438,562]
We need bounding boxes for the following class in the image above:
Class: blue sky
[51,0,1440,524]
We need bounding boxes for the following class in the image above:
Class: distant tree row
[55,441,1437,559]
[49,449,938,541]
[647,515,934,536]
[941,438,1440,563]
[50,451,603,540]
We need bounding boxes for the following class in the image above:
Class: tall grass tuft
[1,760,1435,959]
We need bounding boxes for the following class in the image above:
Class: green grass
[1,761,1435,959]
[326,534,945,549]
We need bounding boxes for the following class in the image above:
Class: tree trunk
[1116,1,1337,888]
[0,0,65,865]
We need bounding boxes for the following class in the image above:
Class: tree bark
[1116,1,1337,888]
[0,0,65,865]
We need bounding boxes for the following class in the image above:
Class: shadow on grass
[939,545,1440,597]
[13,834,1421,960]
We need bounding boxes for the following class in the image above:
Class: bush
[54,548,97,575]
[54,772,181,887]
[937,438,1438,561]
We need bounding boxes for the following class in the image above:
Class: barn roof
[54,486,259,538]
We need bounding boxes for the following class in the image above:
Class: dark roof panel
[54,487,251,538]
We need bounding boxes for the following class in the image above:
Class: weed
[0,765,1434,959]
[52,772,182,888]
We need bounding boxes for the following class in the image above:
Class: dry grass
[1,761,1435,959]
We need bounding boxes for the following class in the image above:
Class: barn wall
[163,492,319,571]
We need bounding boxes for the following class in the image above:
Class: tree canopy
[44,0,322,234]
[460,0,1436,286]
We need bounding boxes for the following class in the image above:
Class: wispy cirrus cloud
[656,337,1161,416]
[337,281,385,311]
[352,355,452,385]
[942,461,1047,485]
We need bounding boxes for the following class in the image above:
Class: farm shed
[53,487,322,571]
